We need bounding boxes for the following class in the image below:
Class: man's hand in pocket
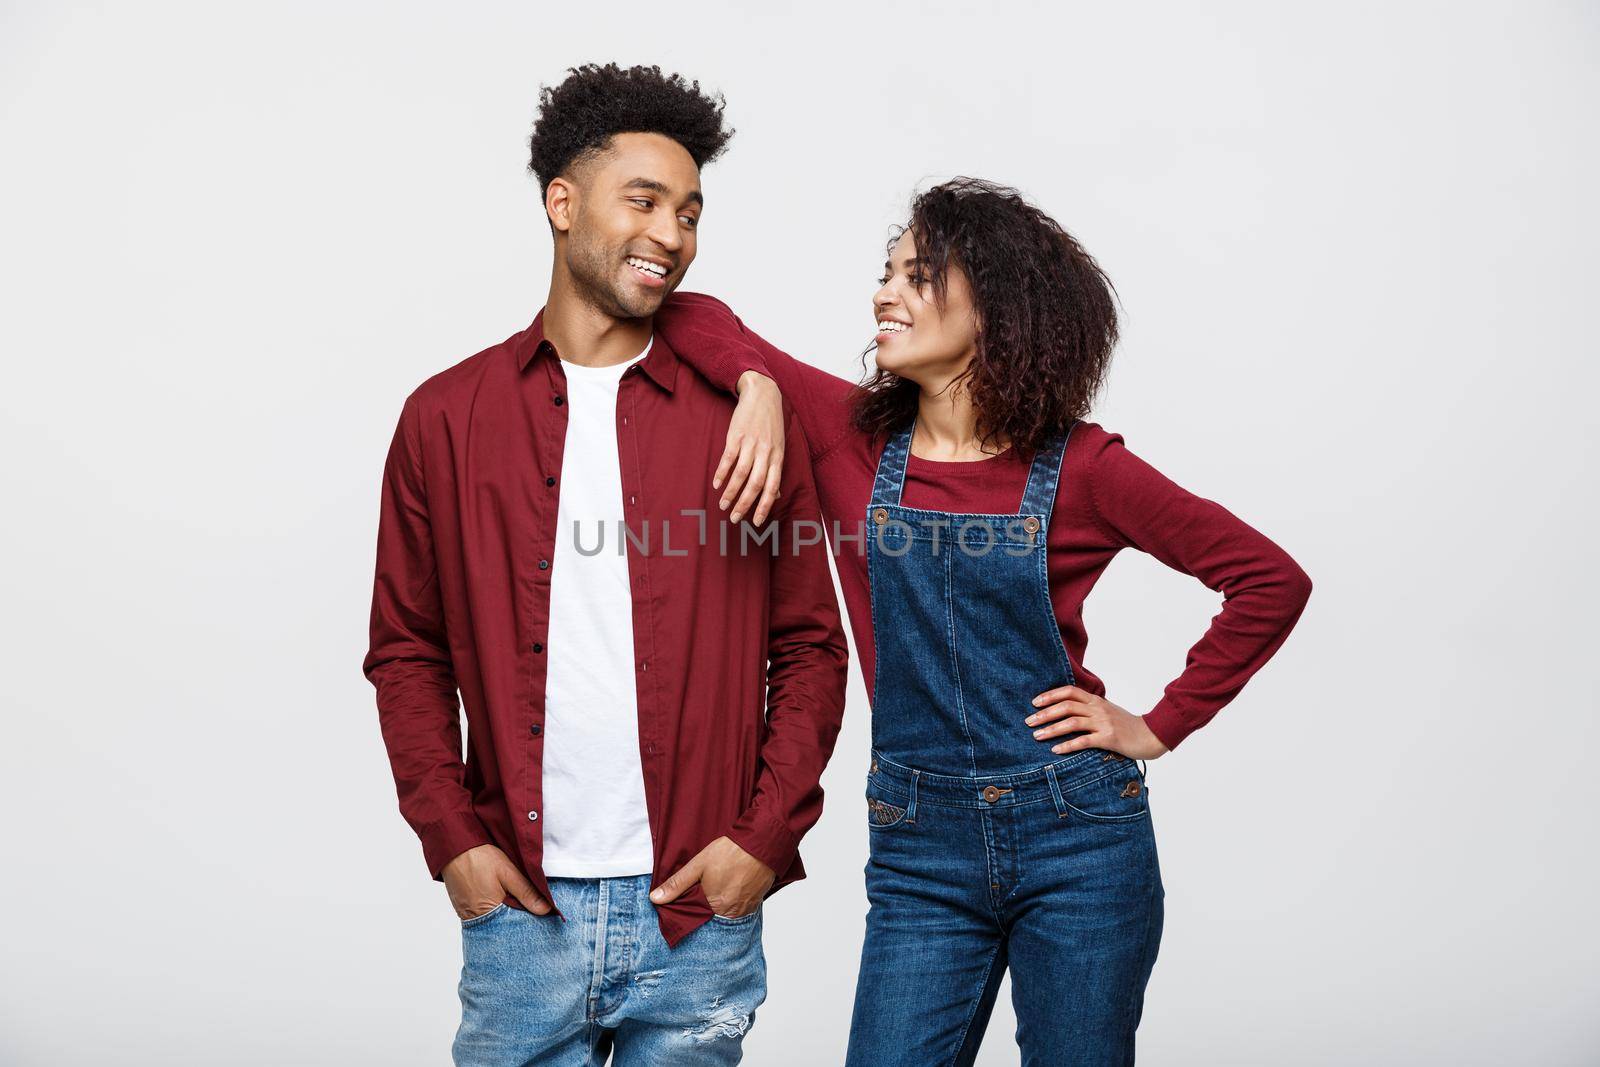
[442,844,552,920]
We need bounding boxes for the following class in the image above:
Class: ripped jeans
[453,874,766,1066]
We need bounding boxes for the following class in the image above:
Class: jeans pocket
[866,795,910,830]
[711,907,761,925]
[460,901,509,928]
[1060,764,1150,823]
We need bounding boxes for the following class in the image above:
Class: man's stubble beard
[565,224,663,321]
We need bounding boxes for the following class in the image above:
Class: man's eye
[679,215,699,228]
[629,198,652,209]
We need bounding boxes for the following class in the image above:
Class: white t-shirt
[539,339,655,877]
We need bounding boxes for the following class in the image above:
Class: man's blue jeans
[453,874,767,1066]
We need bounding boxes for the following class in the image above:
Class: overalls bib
[847,418,1164,1067]
[867,418,1081,776]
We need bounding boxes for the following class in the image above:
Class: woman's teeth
[627,256,667,278]
[877,321,910,333]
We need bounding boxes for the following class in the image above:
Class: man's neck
[541,281,653,368]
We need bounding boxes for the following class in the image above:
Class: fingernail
[719,498,730,509]
[1025,715,1037,725]
[1052,744,1065,753]
[650,890,662,901]
[1031,697,1044,706]
[1033,730,1044,739]
[731,512,742,523]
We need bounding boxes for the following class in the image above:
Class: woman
[656,177,1312,1065]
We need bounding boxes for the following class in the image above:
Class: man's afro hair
[528,63,735,193]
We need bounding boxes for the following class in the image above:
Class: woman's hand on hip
[1026,685,1170,760]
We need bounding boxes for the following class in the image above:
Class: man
[362,63,849,1065]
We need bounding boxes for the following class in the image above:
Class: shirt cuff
[1142,700,1195,753]
[726,805,801,879]
[419,809,494,881]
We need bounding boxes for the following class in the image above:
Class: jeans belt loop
[907,769,921,824]
[1044,763,1070,819]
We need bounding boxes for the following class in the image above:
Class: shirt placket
[523,352,568,894]
[616,366,663,866]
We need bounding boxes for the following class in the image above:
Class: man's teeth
[877,321,910,333]
[627,257,667,277]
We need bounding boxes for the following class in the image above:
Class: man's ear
[546,177,575,234]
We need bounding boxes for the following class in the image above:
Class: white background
[2,2,1596,1063]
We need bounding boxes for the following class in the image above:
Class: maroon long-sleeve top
[363,309,849,947]
[656,293,1311,751]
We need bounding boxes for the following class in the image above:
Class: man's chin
[602,272,671,315]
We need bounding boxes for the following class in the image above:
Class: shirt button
[553,395,564,406]
[538,559,550,570]
[532,642,544,653]
[527,811,539,821]
[530,724,542,737]
[545,477,556,487]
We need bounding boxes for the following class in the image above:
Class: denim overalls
[845,420,1165,1067]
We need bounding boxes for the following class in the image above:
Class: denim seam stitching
[871,750,1104,787]
[945,945,1006,1067]
[942,547,979,778]
[1120,862,1164,1047]
[1059,796,1150,823]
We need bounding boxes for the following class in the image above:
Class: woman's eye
[876,276,890,286]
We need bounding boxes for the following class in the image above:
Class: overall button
[1022,515,1041,534]
[872,507,889,525]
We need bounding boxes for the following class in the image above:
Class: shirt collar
[515,307,681,393]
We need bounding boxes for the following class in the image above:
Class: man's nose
[646,214,683,253]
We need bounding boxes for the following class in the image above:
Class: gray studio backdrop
[2,2,1595,1064]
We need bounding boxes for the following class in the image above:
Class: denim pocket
[1059,764,1150,823]
[711,907,761,925]
[866,794,910,830]
[460,901,509,928]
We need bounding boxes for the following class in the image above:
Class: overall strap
[1018,420,1077,523]
[869,421,916,508]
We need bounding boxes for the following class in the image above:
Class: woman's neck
[912,384,1010,461]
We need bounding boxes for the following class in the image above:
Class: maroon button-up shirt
[363,309,849,947]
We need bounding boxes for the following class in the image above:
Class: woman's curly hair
[851,177,1119,455]
[527,63,734,195]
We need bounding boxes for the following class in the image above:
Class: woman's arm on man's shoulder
[656,291,859,522]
